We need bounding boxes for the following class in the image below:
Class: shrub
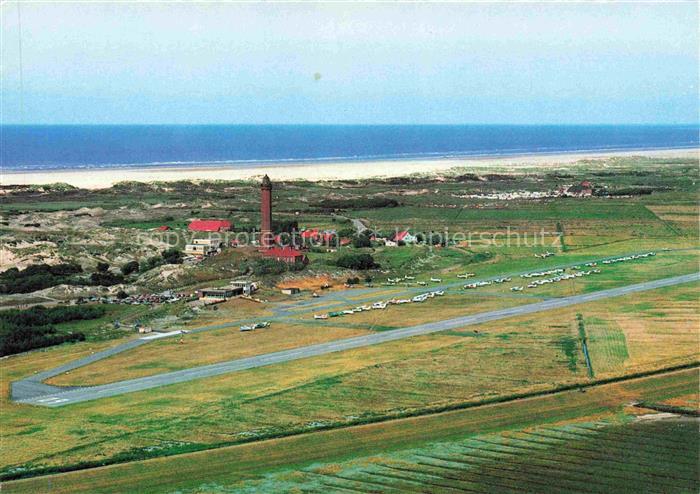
[96,262,110,273]
[336,253,378,270]
[424,232,446,246]
[594,187,653,196]
[121,260,140,276]
[241,259,287,275]
[336,227,356,238]
[272,220,299,234]
[140,256,164,273]
[470,251,494,263]
[161,247,183,265]
[352,235,371,248]
[90,272,124,286]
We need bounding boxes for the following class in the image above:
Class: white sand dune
[2,148,697,189]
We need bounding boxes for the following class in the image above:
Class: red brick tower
[260,175,273,248]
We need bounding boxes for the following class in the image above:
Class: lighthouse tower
[260,175,273,248]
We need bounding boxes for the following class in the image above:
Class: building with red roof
[300,229,336,245]
[188,219,232,232]
[261,247,308,265]
[565,181,593,198]
[301,229,319,240]
[391,230,418,244]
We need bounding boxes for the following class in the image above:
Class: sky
[1,2,698,125]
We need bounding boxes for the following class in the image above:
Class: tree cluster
[0,263,83,294]
[139,247,184,273]
[0,305,104,356]
[314,197,399,211]
[239,258,305,276]
[272,220,299,234]
[335,253,378,270]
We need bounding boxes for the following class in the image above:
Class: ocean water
[1,125,698,172]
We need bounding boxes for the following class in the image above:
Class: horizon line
[2,123,699,127]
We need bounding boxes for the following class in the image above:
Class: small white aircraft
[239,321,270,331]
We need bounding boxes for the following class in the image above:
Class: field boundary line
[3,363,698,485]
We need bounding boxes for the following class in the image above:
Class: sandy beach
[3,148,697,189]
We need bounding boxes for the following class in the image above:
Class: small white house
[193,238,223,248]
[185,238,223,256]
[185,244,213,256]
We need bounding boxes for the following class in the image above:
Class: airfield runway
[12,272,699,407]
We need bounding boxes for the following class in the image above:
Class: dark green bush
[352,235,371,248]
[140,256,164,273]
[239,257,306,276]
[161,247,183,265]
[272,220,299,234]
[90,272,124,286]
[121,260,140,276]
[336,253,378,270]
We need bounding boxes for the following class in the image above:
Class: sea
[2,125,698,172]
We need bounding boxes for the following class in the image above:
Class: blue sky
[1,2,697,124]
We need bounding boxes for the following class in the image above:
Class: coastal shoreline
[2,147,697,189]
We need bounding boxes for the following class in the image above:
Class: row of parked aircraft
[384,275,445,286]
[314,291,446,319]
[601,252,655,264]
[518,268,601,290]
[521,268,565,279]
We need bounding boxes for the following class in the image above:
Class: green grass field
[229,417,699,494]
[41,248,698,387]
[2,282,697,482]
[4,368,697,494]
